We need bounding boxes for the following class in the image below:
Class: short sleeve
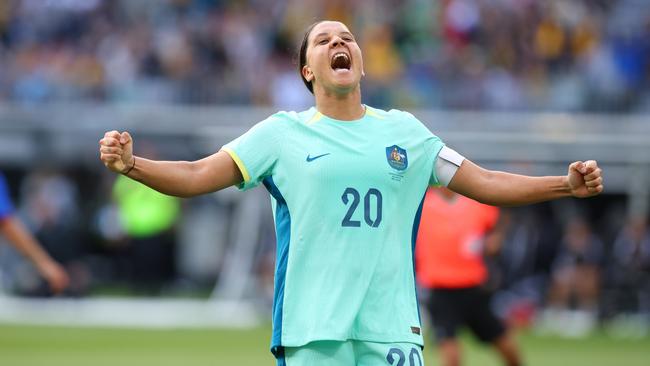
[0,173,15,220]
[221,113,289,191]
[403,112,446,186]
[427,139,446,187]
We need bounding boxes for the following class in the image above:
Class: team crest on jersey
[386,145,408,171]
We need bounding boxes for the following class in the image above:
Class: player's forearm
[124,153,241,197]
[449,160,572,207]
[476,170,571,206]
[123,157,208,197]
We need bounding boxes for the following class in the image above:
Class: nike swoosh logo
[306,153,331,162]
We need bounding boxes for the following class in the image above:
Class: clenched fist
[99,130,134,174]
[567,160,604,198]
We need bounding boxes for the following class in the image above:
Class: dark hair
[298,21,323,94]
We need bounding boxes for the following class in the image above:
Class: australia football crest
[386,145,408,171]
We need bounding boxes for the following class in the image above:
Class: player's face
[302,21,364,95]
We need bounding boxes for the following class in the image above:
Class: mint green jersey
[222,106,445,356]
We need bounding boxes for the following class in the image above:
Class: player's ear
[302,65,314,83]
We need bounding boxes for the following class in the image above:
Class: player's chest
[278,128,420,185]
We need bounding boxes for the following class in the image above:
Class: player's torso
[268,107,437,345]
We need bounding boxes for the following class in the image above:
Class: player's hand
[567,160,603,198]
[37,259,70,294]
[99,130,134,174]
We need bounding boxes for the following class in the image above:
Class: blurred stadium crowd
[1,0,650,111]
[0,0,649,338]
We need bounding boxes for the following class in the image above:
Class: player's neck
[314,87,364,121]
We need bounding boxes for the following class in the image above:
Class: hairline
[311,31,355,43]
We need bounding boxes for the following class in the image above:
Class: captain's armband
[435,146,465,186]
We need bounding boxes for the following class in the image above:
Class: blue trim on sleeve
[411,193,426,326]
[0,173,15,220]
[263,177,291,358]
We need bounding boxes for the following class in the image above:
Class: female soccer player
[99,20,603,366]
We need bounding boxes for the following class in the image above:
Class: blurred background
[0,0,649,365]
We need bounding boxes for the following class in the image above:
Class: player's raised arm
[99,130,243,197]
[448,159,603,206]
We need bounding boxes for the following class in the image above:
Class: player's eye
[318,38,328,45]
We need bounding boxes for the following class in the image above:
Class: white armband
[435,146,465,186]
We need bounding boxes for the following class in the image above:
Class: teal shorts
[276,340,424,366]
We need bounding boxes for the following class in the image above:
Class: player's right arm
[99,130,243,197]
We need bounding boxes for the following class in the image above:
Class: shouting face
[301,21,364,95]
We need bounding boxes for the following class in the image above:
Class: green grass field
[0,324,648,366]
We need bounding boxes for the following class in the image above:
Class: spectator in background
[18,169,88,295]
[362,23,403,107]
[112,170,180,294]
[0,171,69,294]
[545,216,604,337]
[609,215,650,319]
[489,206,560,330]
[416,187,521,366]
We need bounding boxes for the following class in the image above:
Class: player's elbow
[466,169,514,207]
[183,159,235,196]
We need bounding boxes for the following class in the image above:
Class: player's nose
[330,37,346,48]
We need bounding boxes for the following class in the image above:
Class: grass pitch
[0,324,648,365]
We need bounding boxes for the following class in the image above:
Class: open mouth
[330,52,351,71]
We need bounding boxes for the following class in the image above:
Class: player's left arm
[448,159,603,206]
